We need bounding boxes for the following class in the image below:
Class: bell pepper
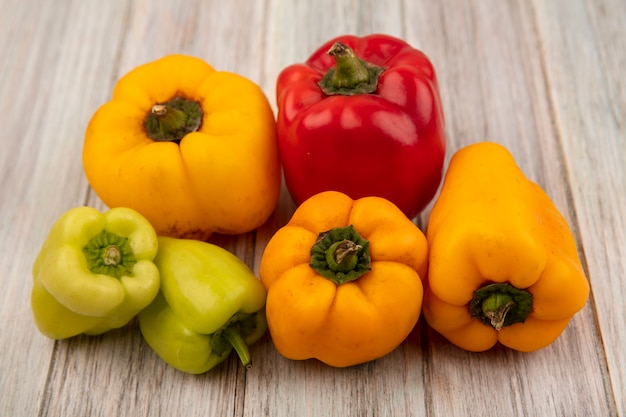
[423,142,590,352]
[260,190,427,367]
[31,206,160,339]
[138,237,267,374]
[82,54,281,241]
[276,34,446,219]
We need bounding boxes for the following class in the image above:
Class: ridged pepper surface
[138,237,267,374]
[423,142,590,352]
[260,191,427,367]
[83,55,280,240]
[276,34,446,219]
[31,207,160,339]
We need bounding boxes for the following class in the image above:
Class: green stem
[82,230,137,278]
[470,283,533,330]
[325,240,362,273]
[310,225,371,285]
[222,328,252,369]
[318,42,384,96]
[143,96,203,142]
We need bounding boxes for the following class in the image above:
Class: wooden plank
[241,334,426,417]
[0,0,130,415]
[38,326,242,417]
[0,0,622,416]
[404,1,614,415]
[532,0,626,414]
[244,2,432,417]
[45,1,270,416]
[262,0,405,92]
[107,0,269,84]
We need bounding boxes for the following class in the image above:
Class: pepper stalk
[210,312,263,369]
[143,96,203,142]
[82,230,137,278]
[309,225,371,284]
[318,42,384,96]
[470,283,533,330]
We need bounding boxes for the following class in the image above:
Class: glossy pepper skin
[138,237,267,374]
[423,142,590,352]
[276,34,446,219]
[260,191,427,367]
[83,54,280,241]
[31,207,160,339]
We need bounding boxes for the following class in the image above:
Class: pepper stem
[470,283,533,330]
[318,42,384,96]
[143,96,203,142]
[223,328,252,369]
[325,240,362,273]
[310,225,371,285]
[82,230,137,278]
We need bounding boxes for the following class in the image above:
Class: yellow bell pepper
[82,54,280,241]
[31,207,160,339]
[423,142,590,352]
[260,191,427,367]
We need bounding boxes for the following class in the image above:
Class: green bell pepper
[138,237,267,374]
[31,206,160,339]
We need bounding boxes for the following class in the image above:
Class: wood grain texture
[532,0,626,413]
[0,0,623,416]
[407,2,614,415]
[1,1,130,416]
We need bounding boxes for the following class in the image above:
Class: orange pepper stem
[318,42,384,96]
[310,225,371,285]
[326,240,361,272]
[143,96,203,142]
[470,283,533,330]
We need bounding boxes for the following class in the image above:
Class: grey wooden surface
[1,0,624,416]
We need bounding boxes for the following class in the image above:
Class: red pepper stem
[328,43,370,87]
[318,42,384,96]
[223,327,252,369]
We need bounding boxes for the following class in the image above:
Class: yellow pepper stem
[470,283,533,331]
[318,42,384,96]
[310,225,371,285]
[143,96,203,142]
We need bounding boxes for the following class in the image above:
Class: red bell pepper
[276,34,446,219]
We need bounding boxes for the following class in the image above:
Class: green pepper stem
[481,294,515,331]
[327,43,370,87]
[103,245,122,266]
[82,230,136,278]
[325,240,362,273]
[223,328,252,369]
[470,283,533,330]
[318,42,384,96]
[310,225,371,285]
[143,96,203,142]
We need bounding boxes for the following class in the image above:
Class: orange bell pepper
[82,54,280,241]
[260,191,428,367]
[423,142,590,352]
